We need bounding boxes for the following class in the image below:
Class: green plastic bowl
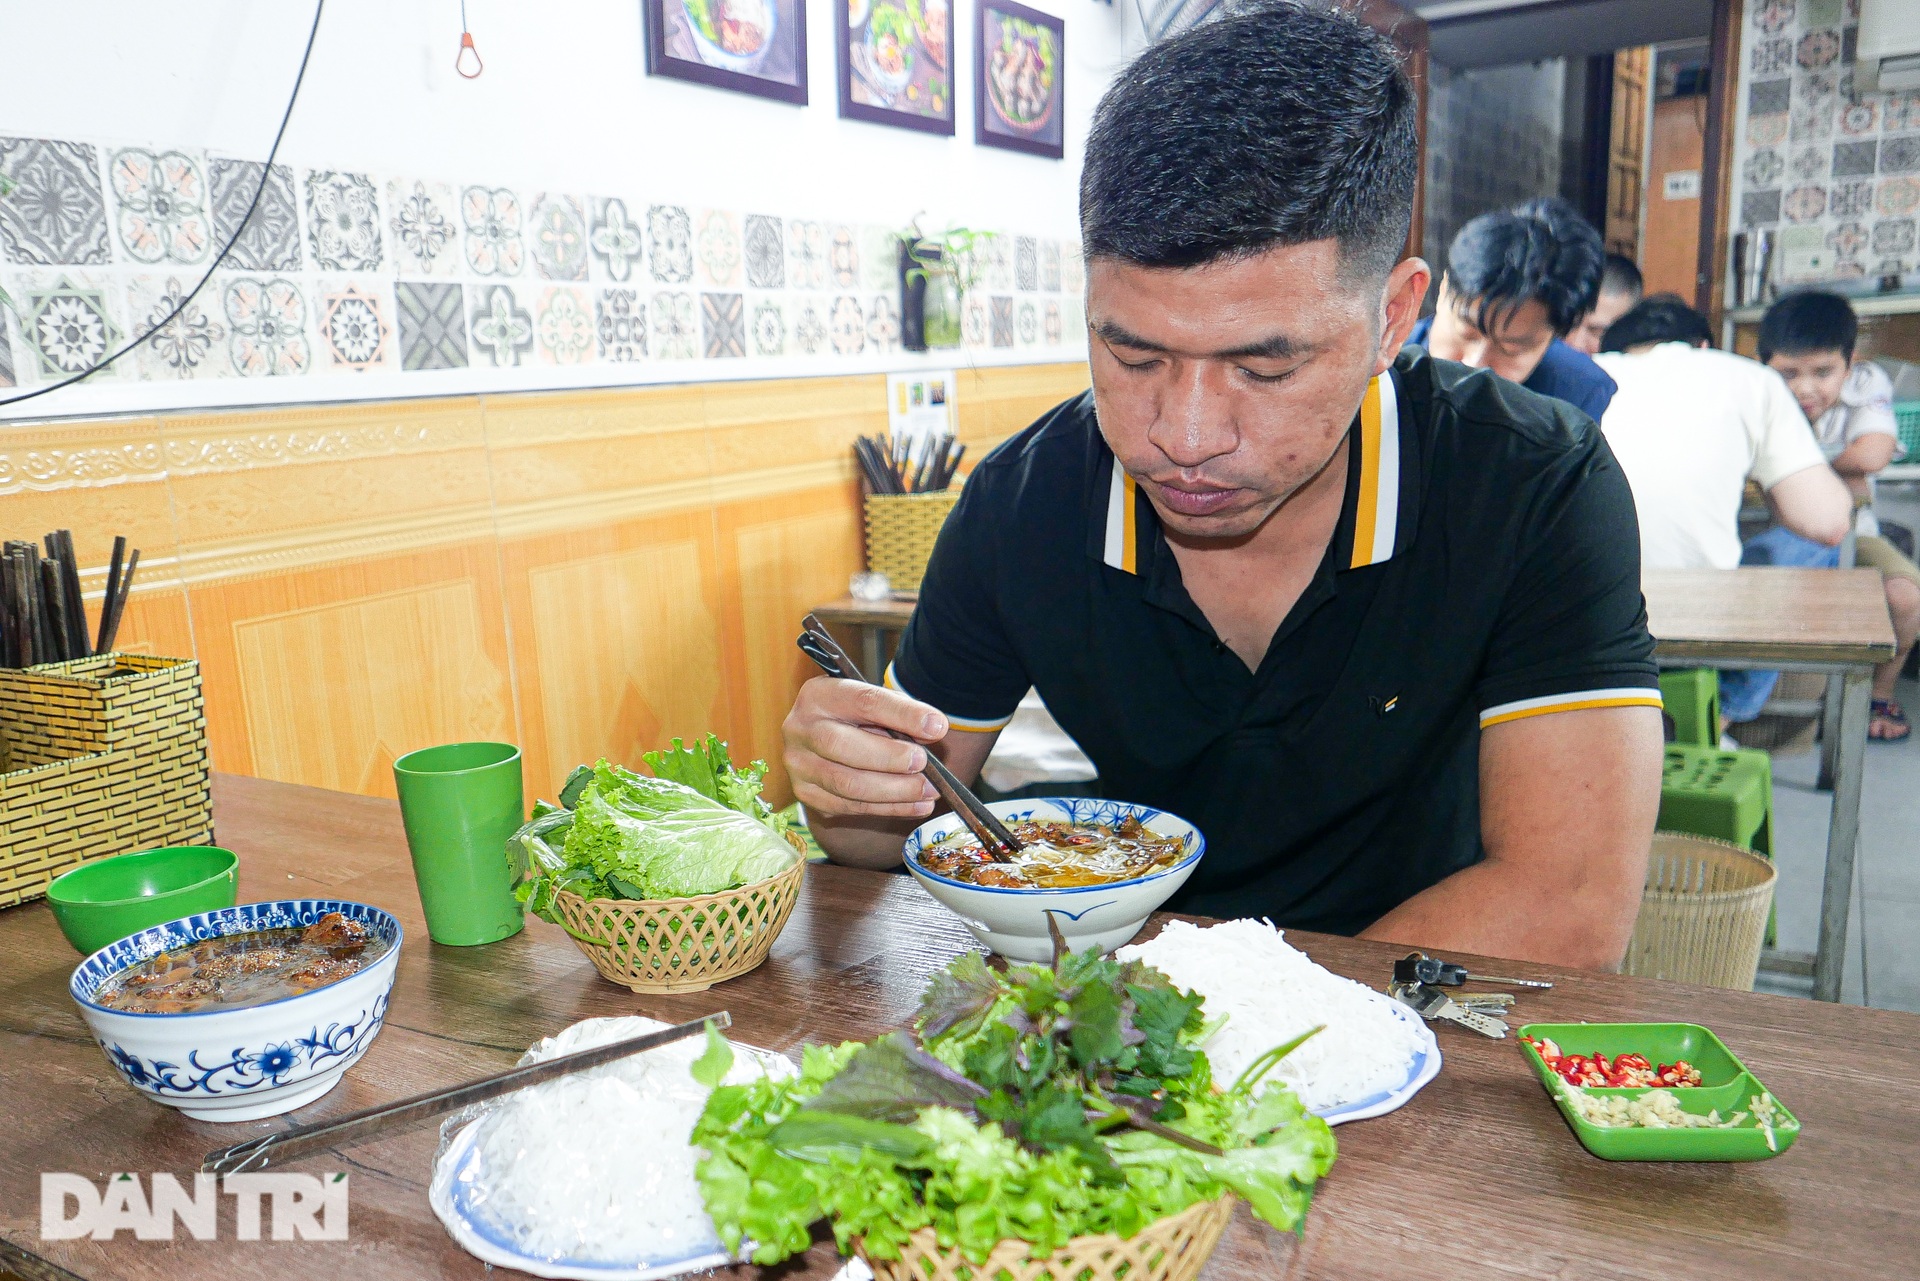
[1518,1022,1799,1162]
[46,846,240,955]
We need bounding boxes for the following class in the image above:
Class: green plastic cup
[392,742,526,946]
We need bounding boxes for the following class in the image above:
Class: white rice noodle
[1117,919,1424,1113]
[445,1015,790,1264]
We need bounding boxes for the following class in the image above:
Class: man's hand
[782,677,1001,868]
[1360,704,1663,970]
[785,676,946,819]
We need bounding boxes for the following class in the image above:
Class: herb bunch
[691,926,1336,1265]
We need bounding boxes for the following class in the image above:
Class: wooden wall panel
[109,589,198,662]
[186,542,516,787]
[9,362,1087,802]
[716,489,865,803]
[231,576,514,796]
[507,517,732,799]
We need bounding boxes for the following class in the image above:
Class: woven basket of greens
[691,922,1337,1276]
[509,737,805,994]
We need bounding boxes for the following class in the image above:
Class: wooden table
[811,594,916,682]
[1643,568,1895,1002]
[4,775,1918,1280]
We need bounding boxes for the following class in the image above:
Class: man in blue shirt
[1408,198,1617,422]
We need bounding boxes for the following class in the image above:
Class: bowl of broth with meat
[902,798,1204,962]
[70,899,403,1121]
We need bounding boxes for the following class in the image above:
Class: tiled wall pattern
[0,134,1089,397]
[1422,60,1569,269]
[1733,0,1920,285]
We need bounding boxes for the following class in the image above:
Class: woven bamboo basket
[0,653,211,911]
[865,489,962,593]
[550,833,807,993]
[858,1193,1237,1281]
[1624,832,1777,991]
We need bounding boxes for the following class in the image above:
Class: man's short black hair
[1444,197,1606,337]
[1599,293,1714,351]
[1758,290,1858,362]
[1601,253,1644,300]
[1080,2,1418,280]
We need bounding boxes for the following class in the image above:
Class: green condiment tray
[1517,1022,1799,1162]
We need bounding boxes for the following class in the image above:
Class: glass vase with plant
[899,217,983,351]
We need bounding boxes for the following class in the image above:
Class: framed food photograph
[975,0,1064,158]
[644,0,809,105]
[837,0,956,135]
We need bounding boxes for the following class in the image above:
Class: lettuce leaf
[562,761,796,900]
[642,734,787,837]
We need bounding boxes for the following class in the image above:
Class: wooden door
[1606,47,1651,260]
[1643,96,1708,297]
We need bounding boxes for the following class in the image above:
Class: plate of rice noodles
[430,921,1436,1279]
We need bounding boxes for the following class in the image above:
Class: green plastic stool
[1658,744,1772,857]
[1658,668,1720,747]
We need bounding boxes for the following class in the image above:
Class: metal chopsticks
[796,614,1023,859]
[201,1012,728,1175]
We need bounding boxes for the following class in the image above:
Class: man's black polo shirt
[887,348,1662,935]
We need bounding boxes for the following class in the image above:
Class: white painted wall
[0,0,1120,236]
[0,0,1120,418]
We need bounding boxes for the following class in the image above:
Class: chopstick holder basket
[0,653,211,910]
[863,487,961,593]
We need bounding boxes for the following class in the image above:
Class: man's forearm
[1359,705,1663,970]
[1358,854,1642,969]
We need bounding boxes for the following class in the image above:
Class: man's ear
[1376,257,1432,375]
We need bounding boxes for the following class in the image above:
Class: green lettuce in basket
[509,736,796,922]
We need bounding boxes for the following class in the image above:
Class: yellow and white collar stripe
[1479,688,1665,729]
[1102,457,1140,573]
[1349,371,1401,570]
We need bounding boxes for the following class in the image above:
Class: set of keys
[1388,951,1554,1039]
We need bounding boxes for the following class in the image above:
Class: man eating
[1409,198,1617,421]
[783,5,1664,969]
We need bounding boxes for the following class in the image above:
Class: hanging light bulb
[456,0,484,78]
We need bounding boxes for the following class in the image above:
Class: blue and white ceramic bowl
[69,899,402,1123]
[903,798,1204,962]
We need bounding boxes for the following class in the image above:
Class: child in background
[1760,291,1920,741]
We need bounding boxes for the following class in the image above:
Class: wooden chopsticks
[0,529,140,668]
[796,613,1024,859]
[854,433,966,495]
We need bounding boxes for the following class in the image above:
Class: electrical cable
[0,0,326,409]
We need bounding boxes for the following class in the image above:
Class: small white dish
[69,899,402,1122]
[902,797,1204,962]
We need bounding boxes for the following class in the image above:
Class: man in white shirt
[1594,296,1852,726]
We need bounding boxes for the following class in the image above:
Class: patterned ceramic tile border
[0,132,1084,401]
[1733,0,1920,286]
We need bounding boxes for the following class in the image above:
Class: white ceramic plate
[1309,997,1442,1126]
[429,1038,795,1281]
